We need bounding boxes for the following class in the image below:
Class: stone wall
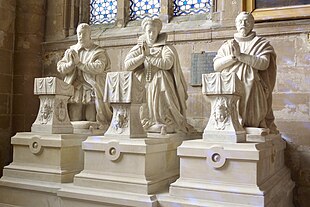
[12,0,45,134]
[0,0,309,205]
[0,0,46,176]
[0,0,15,177]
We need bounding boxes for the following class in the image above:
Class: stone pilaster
[116,0,130,27]
[160,0,173,23]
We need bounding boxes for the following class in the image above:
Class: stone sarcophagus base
[0,132,88,207]
[57,71,185,207]
[0,77,89,207]
[2,132,87,183]
[58,134,184,207]
[158,134,295,207]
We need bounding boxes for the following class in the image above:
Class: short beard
[239,28,249,37]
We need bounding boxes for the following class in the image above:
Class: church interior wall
[0,0,309,205]
[0,0,16,179]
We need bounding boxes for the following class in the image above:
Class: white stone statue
[57,23,112,130]
[213,12,278,134]
[124,18,189,134]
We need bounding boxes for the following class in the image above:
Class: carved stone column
[104,71,146,138]
[31,77,74,134]
[202,72,246,143]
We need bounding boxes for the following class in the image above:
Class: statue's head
[214,104,228,123]
[235,12,254,37]
[141,18,162,45]
[77,23,91,46]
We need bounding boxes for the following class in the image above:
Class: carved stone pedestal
[0,77,88,207]
[31,77,74,134]
[158,134,295,207]
[57,72,184,206]
[202,72,246,143]
[3,132,86,183]
[0,131,88,207]
[58,134,183,207]
[104,71,146,138]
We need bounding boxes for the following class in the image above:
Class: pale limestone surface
[2,132,86,183]
[159,135,295,207]
[125,18,190,134]
[202,72,245,143]
[57,23,112,131]
[0,76,88,207]
[104,71,146,138]
[55,132,186,206]
[31,77,73,134]
[58,68,188,206]
[214,12,278,134]
[158,12,294,207]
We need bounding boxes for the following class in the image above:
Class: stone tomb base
[58,134,185,207]
[2,132,87,183]
[158,134,295,207]
[0,132,88,207]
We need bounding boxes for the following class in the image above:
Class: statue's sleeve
[77,51,109,75]
[213,42,237,72]
[238,53,270,70]
[57,49,75,74]
[147,46,174,70]
[124,46,145,71]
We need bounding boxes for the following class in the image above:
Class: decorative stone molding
[105,141,121,161]
[206,146,226,169]
[29,136,43,155]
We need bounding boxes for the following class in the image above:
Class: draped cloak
[124,33,189,133]
[214,34,278,133]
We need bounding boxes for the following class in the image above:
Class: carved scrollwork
[111,106,128,134]
[38,98,53,125]
[213,97,230,130]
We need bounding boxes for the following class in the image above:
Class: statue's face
[215,108,226,123]
[77,27,91,45]
[145,24,159,45]
[235,14,254,37]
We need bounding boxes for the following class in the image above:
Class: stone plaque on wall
[191,52,217,86]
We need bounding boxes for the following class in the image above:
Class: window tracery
[90,0,117,24]
[129,0,161,20]
[173,0,212,16]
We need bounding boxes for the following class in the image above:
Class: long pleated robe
[124,33,189,133]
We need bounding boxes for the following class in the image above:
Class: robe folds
[214,34,278,133]
[57,42,112,125]
[125,33,189,133]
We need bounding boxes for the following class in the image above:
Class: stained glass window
[90,0,117,24]
[129,0,161,20]
[174,0,212,16]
